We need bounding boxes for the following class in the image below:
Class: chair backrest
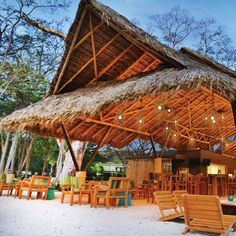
[30,175,51,188]
[183,194,224,230]
[173,190,188,211]
[153,191,177,210]
[62,176,82,189]
[108,177,130,193]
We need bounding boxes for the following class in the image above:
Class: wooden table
[220,197,236,215]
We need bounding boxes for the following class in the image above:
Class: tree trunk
[59,140,87,183]
[19,137,34,178]
[4,133,18,173]
[41,150,50,175]
[54,139,66,184]
[0,132,11,173]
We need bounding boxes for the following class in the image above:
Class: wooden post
[84,127,112,171]
[61,123,79,171]
[150,134,157,158]
[159,132,172,158]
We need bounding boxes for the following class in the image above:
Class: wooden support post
[84,127,112,171]
[150,133,158,158]
[61,123,79,171]
[159,132,171,159]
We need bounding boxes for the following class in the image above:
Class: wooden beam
[84,117,150,137]
[116,52,146,80]
[150,133,158,158]
[89,12,98,77]
[90,44,132,83]
[143,59,158,72]
[57,33,120,93]
[84,126,112,171]
[159,132,171,158]
[61,123,80,171]
[53,7,87,94]
[73,21,104,51]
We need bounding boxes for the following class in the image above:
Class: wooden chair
[0,173,15,197]
[153,190,183,221]
[79,181,97,205]
[60,176,82,206]
[19,175,51,200]
[183,194,236,236]
[106,177,130,209]
[172,190,188,213]
[91,184,108,208]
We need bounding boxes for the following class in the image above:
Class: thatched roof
[50,0,185,95]
[1,0,236,153]
[1,64,236,148]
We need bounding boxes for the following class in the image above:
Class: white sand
[0,192,235,236]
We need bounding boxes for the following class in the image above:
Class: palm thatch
[1,64,236,148]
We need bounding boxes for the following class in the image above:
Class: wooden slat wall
[126,159,154,183]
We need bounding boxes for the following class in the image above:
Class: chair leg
[106,197,110,209]
[61,192,65,203]
[70,192,74,206]
[27,190,31,200]
[19,189,23,199]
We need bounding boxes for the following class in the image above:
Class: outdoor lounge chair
[18,175,51,200]
[153,190,183,221]
[183,194,236,236]
[172,190,188,213]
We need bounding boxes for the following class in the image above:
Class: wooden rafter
[89,12,98,77]
[116,52,146,80]
[143,59,158,72]
[53,7,88,94]
[90,44,132,83]
[73,21,104,51]
[83,117,150,137]
[57,33,120,93]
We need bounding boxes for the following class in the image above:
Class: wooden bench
[183,194,236,236]
[19,175,51,200]
[153,190,183,221]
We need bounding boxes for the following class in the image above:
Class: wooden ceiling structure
[1,0,236,160]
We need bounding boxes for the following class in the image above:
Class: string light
[167,108,171,113]
[174,120,177,124]
[204,117,208,120]
[211,115,215,121]
[173,133,177,137]
[138,118,143,124]
[118,114,122,120]
[212,119,216,124]
[165,126,169,130]
[157,105,162,111]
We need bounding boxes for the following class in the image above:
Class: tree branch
[22,13,66,40]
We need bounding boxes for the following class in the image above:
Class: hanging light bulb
[173,133,177,137]
[212,119,216,124]
[211,115,215,121]
[138,118,143,124]
[157,104,162,111]
[174,120,177,124]
[221,114,225,120]
[165,126,169,130]
[167,108,171,113]
[190,137,194,142]
[204,117,208,120]
[118,114,122,120]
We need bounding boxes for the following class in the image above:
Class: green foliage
[30,136,58,174]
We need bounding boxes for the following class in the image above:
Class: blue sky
[62,0,236,47]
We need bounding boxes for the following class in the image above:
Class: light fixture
[174,120,177,124]
[167,108,171,113]
[204,117,208,120]
[173,133,177,137]
[165,126,169,130]
[157,105,162,111]
[118,114,122,120]
[221,115,225,120]
[212,119,216,124]
[211,115,215,121]
[138,119,143,124]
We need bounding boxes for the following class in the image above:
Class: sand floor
[0,191,235,236]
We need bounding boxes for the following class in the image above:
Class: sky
[61,0,236,48]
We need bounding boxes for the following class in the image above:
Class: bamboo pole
[61,123,79,171]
